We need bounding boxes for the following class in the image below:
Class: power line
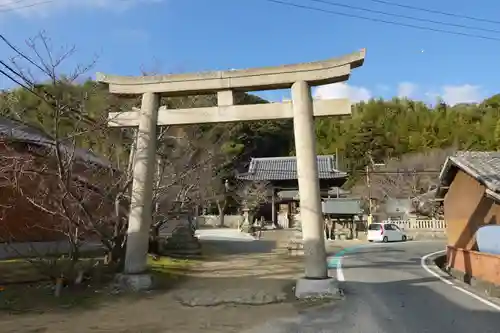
[308,0,500,34]
[0,0,36,8]
[0,0,148,14]
[264,0,500,42]
[0,0,54,13]
[360,0,500,25]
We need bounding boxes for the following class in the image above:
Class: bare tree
[0,32,246,283]
[233,180,270,213]
[352,147,456,217]
[0,32,136,281]
[150,124,233,229]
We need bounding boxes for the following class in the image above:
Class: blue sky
[1,0,500,105]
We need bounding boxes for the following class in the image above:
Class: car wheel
[382,236,388,243]
[402,235,407,242]
[368,240,373,242]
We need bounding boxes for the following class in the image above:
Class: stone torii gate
[96,49,365,295]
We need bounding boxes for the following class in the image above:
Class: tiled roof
[278,187,349,198]
[278,187,351,199]
[439,151,500,194]
[237,155,347,181]
[0,117,112,168]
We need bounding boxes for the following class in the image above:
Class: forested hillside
[2,80,500,186]
[316,94,500,179]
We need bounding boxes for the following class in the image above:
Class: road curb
[424,251,500,301]
[422,251,455,282]
[422,250,500,311]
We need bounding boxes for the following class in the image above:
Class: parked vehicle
[367,223,407,242]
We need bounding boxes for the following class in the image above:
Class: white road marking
[420,250,452,285]
[336,256,345,281]
[332,240,441,282]
[358,240,437,248]
[421,250,500,312]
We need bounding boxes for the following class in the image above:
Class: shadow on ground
[0,230,314,329]
[334,276,500,333]
[244,274,500,333]
[0,234,317,333]
[200,239,277,255]
[243,247,500,333]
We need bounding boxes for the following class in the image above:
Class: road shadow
[0,249,309,333]
[320,246,500,333]
[0,235,290,319]
[334,274,500,333]
[199,238,277,255]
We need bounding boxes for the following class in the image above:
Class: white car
[367,223,407,243]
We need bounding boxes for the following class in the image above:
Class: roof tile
[238,155,346,181]
[0,117,112,168]
[441,151,500,193]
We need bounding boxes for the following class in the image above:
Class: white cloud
[314,82,372,103]
[0,0,165,17]
[313,82,487,106]
[440,84,485,106]
[397,82,418,99]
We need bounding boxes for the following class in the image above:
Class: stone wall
[196,215,244,229]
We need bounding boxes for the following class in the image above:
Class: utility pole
[366,163,373,226]
[366,151,384,226]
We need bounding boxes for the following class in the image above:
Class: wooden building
[437,151,500,286]
[0,117,121,242]
[237,155,361,229]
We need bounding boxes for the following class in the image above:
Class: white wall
[196,215,244,229]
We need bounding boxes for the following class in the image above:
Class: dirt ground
[0,230,345,333]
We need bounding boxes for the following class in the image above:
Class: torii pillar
[97,49,366,295]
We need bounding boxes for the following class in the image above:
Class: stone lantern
[240,201,252,233]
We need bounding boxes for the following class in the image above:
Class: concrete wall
[0,241,103,260]
[444,170,500,250]
[446,246,500,287]
[196,215,244,229]
[444,169,500,285]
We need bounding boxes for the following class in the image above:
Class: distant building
[0,117,122,242]
[237,155,349,228]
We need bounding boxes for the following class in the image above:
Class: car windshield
[368,224,382,231]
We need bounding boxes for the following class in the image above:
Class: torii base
[294,277,342,299]
[115,273,153,291]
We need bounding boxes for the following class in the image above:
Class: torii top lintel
[96,49,365,96]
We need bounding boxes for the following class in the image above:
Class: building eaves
[237,155,347,181]
[0,117,113,169]
[437,151,500,198]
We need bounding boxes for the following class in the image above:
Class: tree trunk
[148,225,160,255]
[216,200,226,227]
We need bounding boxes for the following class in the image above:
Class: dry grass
[0,231,349,333]
[0,259,45,284]
[0,255,194,314]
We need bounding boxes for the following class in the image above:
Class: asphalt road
[243,240,500,333]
